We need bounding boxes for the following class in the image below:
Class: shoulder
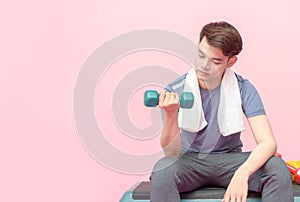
[235,73,266,117]
[165,73,188,93]
[235,73,258,95]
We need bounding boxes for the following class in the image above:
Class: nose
[201,59,210,71]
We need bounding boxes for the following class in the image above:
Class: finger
[240,189,247,202]
[158,90,166,107]
[163,92,171,106]
[222,194,230,202]
[231,196,237,202]
[174,93,180,105]
[169,92,177,104]
[242,194,247,202]
[237,194,246,202]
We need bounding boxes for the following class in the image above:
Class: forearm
[160,114,181,157]
[237,115,277,177]
[237,139,277,177]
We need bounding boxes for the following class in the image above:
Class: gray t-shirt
[164,73,266,153]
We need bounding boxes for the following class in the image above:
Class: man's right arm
[158,91,182,157]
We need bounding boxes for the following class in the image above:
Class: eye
[198,54,206,58]
[212,59,222,65]
[213,62,222,65]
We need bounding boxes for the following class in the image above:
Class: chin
[196,75,207,83]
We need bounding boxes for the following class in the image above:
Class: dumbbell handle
[144,90,194,109]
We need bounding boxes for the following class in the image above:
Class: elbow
[265,138,277,155]
[162,143,181,157]
[163,149,181,158]
[258,138,277,156]
[162,142,181,157]
[160,132,181,157]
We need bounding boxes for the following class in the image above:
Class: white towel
[178,68,245,136]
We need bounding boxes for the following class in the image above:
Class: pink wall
[1,1,300,201]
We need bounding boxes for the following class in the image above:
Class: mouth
[196,69,209,76]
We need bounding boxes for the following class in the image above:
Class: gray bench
[120,181,300,202]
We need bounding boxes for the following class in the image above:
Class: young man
[150,21,293,202]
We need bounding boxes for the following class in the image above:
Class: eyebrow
[198,49,223,61]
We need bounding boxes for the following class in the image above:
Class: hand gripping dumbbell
[144,90,194,109]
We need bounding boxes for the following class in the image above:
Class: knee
[263,156,292,185]
[150,157,180,187]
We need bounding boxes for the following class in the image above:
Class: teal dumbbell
[144,90,194,109]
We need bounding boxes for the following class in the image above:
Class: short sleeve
[238,76,266,118]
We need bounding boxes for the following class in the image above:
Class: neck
[198,78,222,90]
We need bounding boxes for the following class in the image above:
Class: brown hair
[199,21,243,57]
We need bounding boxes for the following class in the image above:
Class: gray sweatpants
[150,152,294,202]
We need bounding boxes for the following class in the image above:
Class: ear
[226,56,238,68]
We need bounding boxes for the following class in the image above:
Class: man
[150,21,293,202]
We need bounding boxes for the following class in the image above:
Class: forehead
[199,37,226,59]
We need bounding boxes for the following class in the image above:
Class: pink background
[1,1,300,201]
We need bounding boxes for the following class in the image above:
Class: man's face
[194,37,232,88]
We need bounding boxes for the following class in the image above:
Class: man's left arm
[222,114,277,202]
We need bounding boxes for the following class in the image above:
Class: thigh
[200,152,251,187]
[151,152,253,192]
[247,155,292,193]
[206,153,291,193]
[151,153,218,192]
